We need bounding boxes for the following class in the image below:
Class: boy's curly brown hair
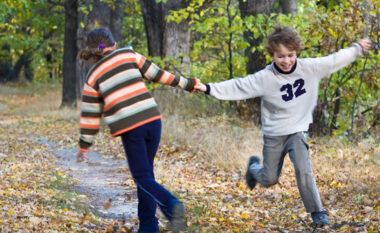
[264,25,304,56]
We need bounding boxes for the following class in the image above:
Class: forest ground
[0,83,378,232]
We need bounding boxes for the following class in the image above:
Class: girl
[76,28,196,233]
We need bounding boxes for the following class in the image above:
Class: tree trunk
[140,0,165,57]
[9,54,30,82]
[279,0,298,15]
[76,0,125,99]
[61,0,78,108]
[239,0,276,74]
[110,0,126,46]
[0,45,12,83]
[162,0,191,75]
[238,0,277,124]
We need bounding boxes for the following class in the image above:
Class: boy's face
[271,44,297,72]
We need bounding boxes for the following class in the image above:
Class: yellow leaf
[58,171,65,176]
[227,204,232,210]
[240,212,249,219]
[7,209,14,217]
[238,184,244,190]
[376,205,380,211]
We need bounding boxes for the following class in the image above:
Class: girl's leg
[250,135,287,187]
[121,120,180,232]
[287,132,323,213]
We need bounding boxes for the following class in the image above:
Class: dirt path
[37,138,138,221]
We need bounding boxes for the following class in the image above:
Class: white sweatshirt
[208,43,363,136]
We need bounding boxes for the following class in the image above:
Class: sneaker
[311,210,331,226]
[245,156,260,190]
[170,202,186,232]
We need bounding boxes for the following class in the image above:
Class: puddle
[37,138,138,220]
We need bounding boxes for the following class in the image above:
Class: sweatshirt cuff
[205,84,211,95]
[351,43,363,56]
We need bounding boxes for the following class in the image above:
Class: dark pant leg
[121,120,178,232]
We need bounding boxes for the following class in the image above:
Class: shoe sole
[171,203,186,232]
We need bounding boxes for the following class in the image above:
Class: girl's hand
[194,78,207,92]
[76,150,89,163]
[358,38,372,53]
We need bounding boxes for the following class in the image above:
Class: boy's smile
[272,44,297,72]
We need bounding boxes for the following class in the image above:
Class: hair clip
[98,44,105,49]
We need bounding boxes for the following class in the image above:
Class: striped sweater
[79,48,196,151]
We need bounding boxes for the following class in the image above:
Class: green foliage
[165,0,378,138]
[0,0,64,82]
[122,0,147,54]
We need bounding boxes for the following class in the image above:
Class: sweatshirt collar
[273,60,297,74]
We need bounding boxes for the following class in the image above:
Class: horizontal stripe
[99,69,141,94]
[112,116,162,136]
[81,111,102,118]
[104,92,152,117]
[170,75,180,87]
[81,102,102,113]
[104,98,157,124]
[80,135,94,144]
[83,89,101,97]
[102,76,142,97]
[80,122,100,129]
[109,107,160,133]
[144,63,159,80]
[80,116,101,125]
[96,63,138,89]
[140,58,151,74]
[159,72,174,85]
[81,128,99,135]
[86,48,135,76]
[111,114,162,136]
[82,95,102,104]
[152,69,164,82]
[88,54,137,86]
[103,82,147,110]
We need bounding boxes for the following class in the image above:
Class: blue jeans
[121,119,180,232]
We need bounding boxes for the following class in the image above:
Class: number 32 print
[280,78,306,102]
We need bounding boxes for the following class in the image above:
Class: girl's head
[265,26,304,72]
[78,28,116,63]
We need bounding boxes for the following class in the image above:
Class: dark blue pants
[121,119,180,232]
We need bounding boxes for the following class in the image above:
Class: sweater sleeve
[208,72,265,100]
[310,43,363,80]
[79,82,103,152]
[135,52,196,92]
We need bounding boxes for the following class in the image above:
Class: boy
[194,25,372,226]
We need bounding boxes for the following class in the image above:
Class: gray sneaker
[245,156,260,190]
[170,202,186,232]
[311,210,331,226]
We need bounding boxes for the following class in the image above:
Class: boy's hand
[76,150,89,163]
[358,38,372,53]
[194,78,207,92]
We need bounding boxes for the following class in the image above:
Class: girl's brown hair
[78,28,116,63]
[264,25,304,56]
